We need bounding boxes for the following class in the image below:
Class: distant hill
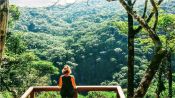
[12,0,175,85]
[14,0,126,36]
[14,0,174,36]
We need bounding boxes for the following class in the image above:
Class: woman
[58,65,76,98]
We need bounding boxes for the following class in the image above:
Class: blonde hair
[62,65,72,75]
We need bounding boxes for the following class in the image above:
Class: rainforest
[0,0,175,98]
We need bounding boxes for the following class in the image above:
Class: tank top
[60,75,74,96]
[62,75,74,90]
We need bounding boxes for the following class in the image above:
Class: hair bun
[62,65,72,75]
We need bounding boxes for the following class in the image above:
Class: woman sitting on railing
[58,65,77,98]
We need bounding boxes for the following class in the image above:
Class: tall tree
[0,0,9,63]
[107,0,135,97]
[118,0,166,97]
[107,0,165,97]
[107,0,158,97]
[126,0,134,97]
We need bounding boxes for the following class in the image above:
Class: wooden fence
[21,86,125,98]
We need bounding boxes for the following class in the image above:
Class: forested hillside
[14,1,122,34]
[1,0,175,98]
[13,0,129,85]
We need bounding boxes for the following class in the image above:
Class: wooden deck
[21,86,125,98]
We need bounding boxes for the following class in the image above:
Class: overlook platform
[21,86,125,98]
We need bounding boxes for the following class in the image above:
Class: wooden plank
[21,86,125,98]
[32,86,118,92]
[116,86,125,98]
[21,87,34,98]
[77,86,118,91]
[74,89,78,98]
[33,86,60,91]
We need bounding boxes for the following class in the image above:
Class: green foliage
[0,91,13,98]
[86,91,116,98]
[16,22,128,85]
[112,21,128,35]
[36,92,61,98]
[9,5,20,28]
[1,32,59,97]
[36,91,116,98]
[145,81,175,98]
[2,0,175,97]
[158,14,175,51]
[31,61,58,75]
[6,32,26,54]
[14,1,121,35]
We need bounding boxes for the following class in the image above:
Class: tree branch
[134,0,163,34]
[150,0,158,31]
[132,0,137,6]
[47,0,77,10]
[87,0,90,6]
[119,0,162,49]
[50,0,59,7]
[142,0,148,19]
[106,0,116,2]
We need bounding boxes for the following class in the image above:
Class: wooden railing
[21,86,125,98]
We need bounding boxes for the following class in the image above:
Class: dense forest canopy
[0,0,175,98]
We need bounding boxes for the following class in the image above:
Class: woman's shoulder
[60,75,65,77]
[61,75,74,77]
[69,75,75,78]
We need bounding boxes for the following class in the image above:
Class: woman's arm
[71,76,76,89]
[58,76,62,88]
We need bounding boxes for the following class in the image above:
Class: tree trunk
[167,51,172,98]
[0,0,9,64]
[118,0,165,97]
[127,0,135,98]
[134,50,166,97]
[155,60,165,98]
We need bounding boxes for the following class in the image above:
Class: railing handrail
[21,86,125,98]
[21,87,34,98]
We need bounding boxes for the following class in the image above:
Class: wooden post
[117,90,120,98]
[30,91,34,98]
[74,89,78,98]
[116,86,125,98]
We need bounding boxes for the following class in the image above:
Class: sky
[9,0,170,8]
[10,0,85,7]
